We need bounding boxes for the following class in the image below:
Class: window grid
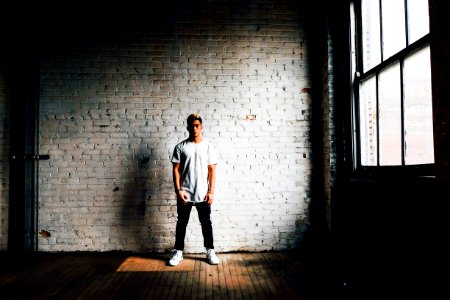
[353,0,432,171]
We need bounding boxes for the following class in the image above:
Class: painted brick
[34,0,312,253]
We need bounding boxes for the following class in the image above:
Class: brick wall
[323,27,335,232]
[301,5,336,240]
[0,65,10,250]
[37,0,312,253]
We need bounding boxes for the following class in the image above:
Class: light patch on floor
[116,255,196,272]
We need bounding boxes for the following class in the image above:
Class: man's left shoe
[168,249,183,266]
[206,248,220,265]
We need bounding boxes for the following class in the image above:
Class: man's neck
[189,135,203,143]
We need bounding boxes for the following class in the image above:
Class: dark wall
[326,0,449,297]
[429,0,450,183]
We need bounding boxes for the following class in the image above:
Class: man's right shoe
[206,248,220,265]
[169,249,183,266]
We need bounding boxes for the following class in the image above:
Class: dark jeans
[174,199,214,251]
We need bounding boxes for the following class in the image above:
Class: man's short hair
[187,113,202,126]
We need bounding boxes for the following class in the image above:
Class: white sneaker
[206,248,219,265]
[169,249,183,266]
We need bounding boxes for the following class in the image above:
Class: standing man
[169,113,219,266]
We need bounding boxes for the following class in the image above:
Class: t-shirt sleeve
[208,143,218,165]
[171,144,181,163]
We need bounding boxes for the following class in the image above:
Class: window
[351,0,433,170]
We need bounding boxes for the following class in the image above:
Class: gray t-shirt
[171,139,218,203]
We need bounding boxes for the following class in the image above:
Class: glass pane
[407,0,430,44]
[359,76,378,166]
[362,0,381,71]
[379,62,402,165]
[404,46,434,164]
[381,0,406,59]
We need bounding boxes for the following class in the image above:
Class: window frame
[351,0,434,177]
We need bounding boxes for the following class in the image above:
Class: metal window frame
[351,0,434,176]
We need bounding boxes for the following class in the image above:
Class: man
[169,113,219,266]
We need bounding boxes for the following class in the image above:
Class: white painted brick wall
[38,0,312,253]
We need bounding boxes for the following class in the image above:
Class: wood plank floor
[0,250,335,300]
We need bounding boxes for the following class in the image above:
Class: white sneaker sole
[207,257,220,265]
[169,257,183,266]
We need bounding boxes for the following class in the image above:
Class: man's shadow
[119,146,167,252]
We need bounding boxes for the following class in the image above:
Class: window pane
[408,0,430,44]
[359,76,378,166]
[407,0,430,44]
[362,0,381,71]
[404,46,434,164]
[381,0,406,59]
[379,62,402,165]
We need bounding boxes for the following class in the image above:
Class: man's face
[187,120,203,137]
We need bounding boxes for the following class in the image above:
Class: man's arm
[173,163,188,203]
[205,164,216,205]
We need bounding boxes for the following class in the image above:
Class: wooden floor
[0,250,335,300]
